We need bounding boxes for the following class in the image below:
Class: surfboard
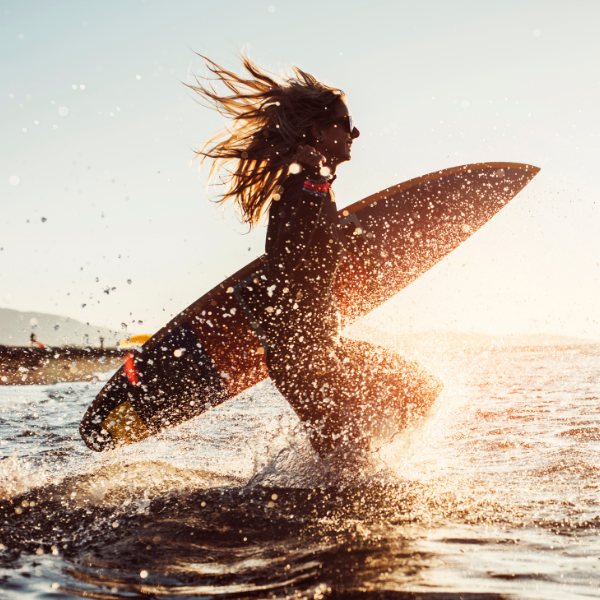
[80,162,540,451]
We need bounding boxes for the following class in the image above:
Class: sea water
[1,342,599,599]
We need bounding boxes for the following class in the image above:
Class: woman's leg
[267,340,371,457]
[267,338,443,457]
[334,337,443,424]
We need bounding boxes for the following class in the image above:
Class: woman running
[190,55,442,459]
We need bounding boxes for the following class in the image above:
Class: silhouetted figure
[30,332,47,349]
[191,54,443,459]
[100,336,104,350]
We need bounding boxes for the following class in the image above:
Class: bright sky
[2,0,599,340]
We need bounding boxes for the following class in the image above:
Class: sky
[2,0,600,342]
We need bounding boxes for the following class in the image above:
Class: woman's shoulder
[268,171,332,220]
[282,172,305,194]
[270,173,304,214]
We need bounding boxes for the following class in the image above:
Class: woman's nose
[351,127,360,139]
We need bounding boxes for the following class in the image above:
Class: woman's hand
[294,145,327,179]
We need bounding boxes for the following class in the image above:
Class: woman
[190,55,442,459]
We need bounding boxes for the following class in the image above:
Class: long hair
[187,53,345,227]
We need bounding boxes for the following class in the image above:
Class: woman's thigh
[267,337,443,455]
[334,337,443,420]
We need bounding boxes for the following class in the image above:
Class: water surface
[1,343,600,598]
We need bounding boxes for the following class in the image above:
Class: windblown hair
[187,53,345,227]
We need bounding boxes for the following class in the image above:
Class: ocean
[1,339,599,599]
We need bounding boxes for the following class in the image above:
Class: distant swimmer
[191,54,443,458]
[30,332,47,349]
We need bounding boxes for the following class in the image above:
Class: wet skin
[295,99,360,176]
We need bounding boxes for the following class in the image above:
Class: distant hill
[0,308,121,347]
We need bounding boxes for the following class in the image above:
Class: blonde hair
[187,53,345,227]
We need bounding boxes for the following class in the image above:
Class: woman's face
[314,99,360,171]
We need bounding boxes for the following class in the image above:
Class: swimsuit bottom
[266,336,443,459]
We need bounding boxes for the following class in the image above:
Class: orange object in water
[123,353,139,386]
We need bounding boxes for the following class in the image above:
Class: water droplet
[41,217,47,222]
[9,176,19,186]
[140,570,148,579]
[121,323,127,330]
[29,318,38,326]
[58,106,69,117]
[127,279,132,284]
[533,29,541,37]
[136,75,141,80]
[80,84,85,90]
[268,5,276,12]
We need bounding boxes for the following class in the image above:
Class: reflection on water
[1,342,600,598]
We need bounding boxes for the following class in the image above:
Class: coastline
[0,345,125,385]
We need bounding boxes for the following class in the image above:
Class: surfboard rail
[344,161,539,215]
